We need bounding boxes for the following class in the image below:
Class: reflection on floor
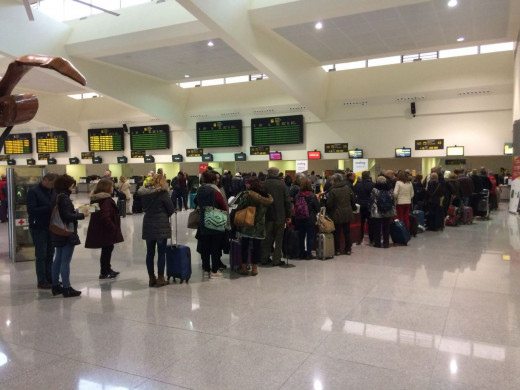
[0,195,519,389]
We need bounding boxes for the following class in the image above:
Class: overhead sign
[296,160,308,173]
[325,143,348,153]
[353,159,368,174]
[415,139,444,150]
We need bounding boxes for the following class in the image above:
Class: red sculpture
[0,55,86,152]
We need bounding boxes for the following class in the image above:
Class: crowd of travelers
[21,164,508,296]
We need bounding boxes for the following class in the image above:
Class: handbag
[203,206,227,231]
[49,194,74,236]
[187,208,200,229]
[234,206,256,227]
[316,207,335,233]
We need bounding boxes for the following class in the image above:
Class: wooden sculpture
[0,55,87,152]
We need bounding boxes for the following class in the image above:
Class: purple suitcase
[166,212,192,283]
[462,206,473,224]
[230,238,252,272]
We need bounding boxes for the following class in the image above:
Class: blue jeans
[296,223,315,258]
[52,243,75,288]
[146,239,167,277]
[30,228,54,284]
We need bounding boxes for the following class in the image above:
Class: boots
[149,275,157,287]
[239,263,249,275]
[62,286,81,298]
[156,275,169,287]
[251,264,258,276]
[51,285,63,296]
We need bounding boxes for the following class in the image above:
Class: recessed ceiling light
[315,22,323,30]
[448,0,458,7]
[184,74,190,78]
[207,41,214,47]
[457,37,465,42]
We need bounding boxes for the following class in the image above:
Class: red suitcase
[446,206,460,227]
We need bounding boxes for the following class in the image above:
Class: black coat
[263,175,291,223]
[353,179,375,208]
[51,190,85,247]
[85,193,124,248]
[139,187,175,240]
[27,183,55,230]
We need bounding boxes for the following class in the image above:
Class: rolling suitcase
[230,238,252,272]
[390,219,411,245]
[166,212,192,283]
[282,226,300,260]
[317,233,334,259]
[132,194,143,214]
[350,213,363,244]
[462,206,473,224]
[445,206,459,227]
[408,213,418,237]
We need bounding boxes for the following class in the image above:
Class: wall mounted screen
[269,151,282,160]
[130,125,170,150]
[251,115,303,146]
[446,146,464,156]
[88,128,124,151]
[4,133,32,154]
[395,147,412,157]
[36,131,68,153]
[348,149,363,159]
[196,120,242,147]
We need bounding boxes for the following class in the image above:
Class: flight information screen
[4,133,32,154]
[88,128,124,151]
[196,120,242,147]
[251,115,303,146]
[130,125,170,150]
[36,131,68,153]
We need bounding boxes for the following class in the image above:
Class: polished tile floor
[1,195,519,389]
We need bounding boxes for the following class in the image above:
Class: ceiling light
[184,74,190,78]
[448,0,458,7]
[315,22,323,30]
[207,41,214,47]
[457,37,465,42]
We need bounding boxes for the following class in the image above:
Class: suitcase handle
[169,211,178,247]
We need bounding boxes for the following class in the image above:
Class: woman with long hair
[116,176,132,215]
[137,174,175,287]
[234,176,273,276]
[50,174,88,297]
[393,171,414,231]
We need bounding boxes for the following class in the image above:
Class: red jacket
[0,179,7,201]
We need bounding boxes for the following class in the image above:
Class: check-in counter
[499,185,510,201]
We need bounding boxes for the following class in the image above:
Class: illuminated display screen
[186,148,203,157]
[4,133,32,154]
[349,149,363,159]
[130,125,170,150]
[307,151,321,160]
[395,148,412,157]
[235,152,246,161]
[36,131,68,153]
[196,120,242,148]
[446,146,464,156]
[325,143,348,153]
[131,150,145,158]
[81,152,94,159]
[88,128,124,151]
[251,115,303,146]
[250,146,269,155]
[415,139,444,150]
[505,143,513,155]
[269,152,282,160]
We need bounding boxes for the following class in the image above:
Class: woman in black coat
[294,178,320,259]
[326,173,355,255]
[85,179,124,280]
[138,174,175,287]
[426,172,443,231]
[50,174,88,298]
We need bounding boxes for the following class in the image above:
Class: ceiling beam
[177,0,328,119]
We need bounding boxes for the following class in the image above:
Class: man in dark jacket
[230,173,245,197]
[456,169,474,207]
[221,170,233,198]
[353,171,375,245]
[27,173,57,289]
[261,167,291,266]
[0,174,7,223]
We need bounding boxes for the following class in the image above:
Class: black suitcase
[117,199,126,218]
[390,219,411,245]
[166,212,192,283]
[132,194,143,213]
[282,226,300,260]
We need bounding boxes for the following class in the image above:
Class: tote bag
[49,195,74,236]
[316,207,335,233]
[234,206,256,227]
[187,208,200,229]
[203,206,227,231]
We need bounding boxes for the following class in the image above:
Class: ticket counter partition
[7,167,46,262]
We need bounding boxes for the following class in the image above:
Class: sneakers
[210,270,223,278]
[99,272,118,280]
[62,287,81,298]
[51,285,63,296]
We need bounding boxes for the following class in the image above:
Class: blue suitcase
[166,213,192,283]
[390,219,411,245]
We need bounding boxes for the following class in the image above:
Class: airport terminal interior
[1,0,520,389]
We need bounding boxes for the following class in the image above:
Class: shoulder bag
[316,207,335,233]
[187,208,200,229]
[204,206,227,231]
[49,194,74,236]
[234,206,256,227]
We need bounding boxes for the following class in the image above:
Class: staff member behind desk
[27,173,58,289]
[50,174,88,298]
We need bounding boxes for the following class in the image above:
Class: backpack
[376,189,393,214]
[294,194,309,219]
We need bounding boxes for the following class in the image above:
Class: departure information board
[415,139,444,150]
[38,153,50,161]
[0,155,9,161]
[325,143,348,153]
[131,150,145,158]
[196,120,242,148]
[250,146,270,155]
[88,128,124,151]
[4,133,32,154]
[251,115,304,146]
[36,131,68,153]
[81,152,94,159]
[130,125,170,150]
[186,148,203,157]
